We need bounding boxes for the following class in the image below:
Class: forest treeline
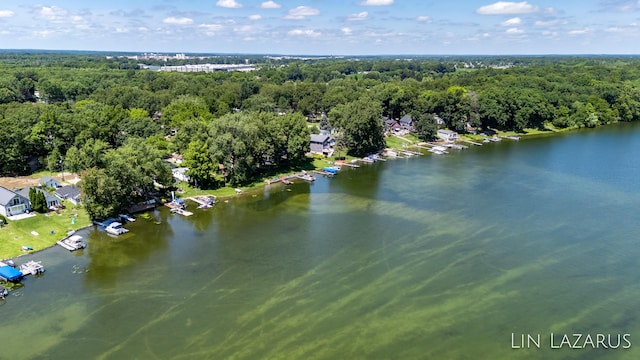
[2,53,640,218]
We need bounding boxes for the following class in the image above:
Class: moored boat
[105,222,129,235]
[57,235,87,251]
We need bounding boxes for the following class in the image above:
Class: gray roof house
[399,114,414,130]
[16,187,60,210]
[310,134,331,154]
[38,176,60,188]
[0,186,31,217]
[54,185,82,205]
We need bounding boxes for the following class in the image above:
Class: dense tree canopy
[3,52,640,217]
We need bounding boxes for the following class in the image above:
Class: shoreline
[1,224,94,263]
[0,122,624,263]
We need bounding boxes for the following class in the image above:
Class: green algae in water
[3,123,640,359]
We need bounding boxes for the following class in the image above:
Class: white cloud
[342,27,353,35]
[348,12,369,21]
[260,1,281,8]
[416,16,431,22]
[248,14,262,20]
[216,0,243,8]
[605,27,625,33]
[33,30,57,38]
[288,29,321,37]
[506,27,524,34]
[476,2,537,15]
[0,10,14,18]
[115,28,129,33]
[284,6,320,20]
[0,30,10,35]
[534,20,558,27]
[200,23,224,31]
[38,6,68,23]
[234,25,255,34]
[360,0,394,5]
[501,17,521,26]
[163,17,194,25]
[568,29,589,35]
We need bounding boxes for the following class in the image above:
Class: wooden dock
[335,161,360,168]
[186,195,216,206]
[462,140,483,146]
[312,170,334,177]
[165,201,193,216]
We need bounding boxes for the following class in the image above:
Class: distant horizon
[1,1,640,55]
[1,48,640,59]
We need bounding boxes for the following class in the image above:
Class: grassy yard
[385,134,414,149]
[0,201,91,260]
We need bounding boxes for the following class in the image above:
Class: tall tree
[329,96,386,157]
[208,113,260,186]
[413,112,438,141]
[80,167,124,220]
[183,140,216,188]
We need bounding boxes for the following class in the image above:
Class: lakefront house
[0,186,31,218]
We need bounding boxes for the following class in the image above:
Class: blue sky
[1,1,640,55]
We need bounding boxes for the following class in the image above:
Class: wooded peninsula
[2,52,640,220]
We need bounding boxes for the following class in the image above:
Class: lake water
[2,124,640,359]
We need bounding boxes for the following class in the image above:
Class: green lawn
[0,201,91,260]
[385,134,414,149]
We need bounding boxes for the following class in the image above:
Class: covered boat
[0,265,23,282]
[105,222,129,235]
[57,235,87,251]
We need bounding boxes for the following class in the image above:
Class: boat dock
[312,170,335,177]
[462,140,483,146]
[19,261,45,276]
[187,195,216,206]
[399,150,422,156]
[165,201,193,216]
[335,161,360,168]
[294,173,316,182]
[57,234,86,251]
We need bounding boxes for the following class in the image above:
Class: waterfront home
[437,129,459,142]
[54,185,82,205]
[172,167,190,183]
[15,187,60,210]
[399,114,414,131]
[310,134,332,155]
[0,186,31,217]
[38,176,60,189]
